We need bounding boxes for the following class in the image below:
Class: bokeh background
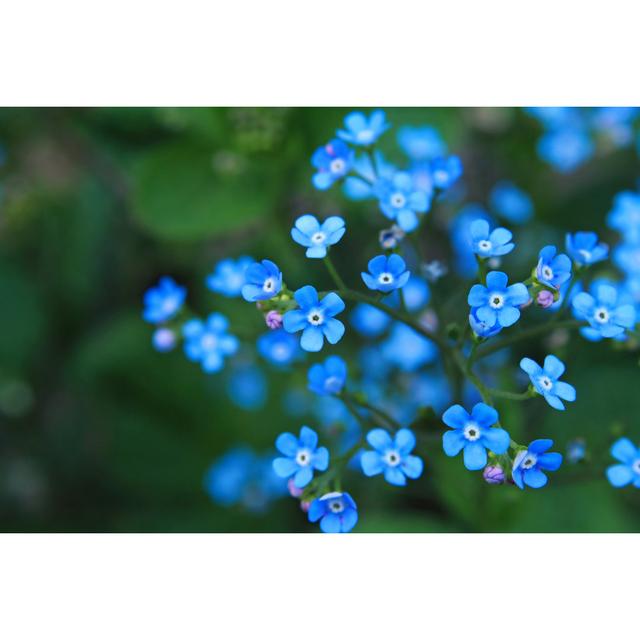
[0,107,639,532]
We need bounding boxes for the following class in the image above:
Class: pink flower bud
[536,289,554,309]
[483,465,505,484]
[300,501,311,513]
[287,478,303,498]
[265,310,283,330]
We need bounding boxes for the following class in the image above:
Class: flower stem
[323,255,348,292]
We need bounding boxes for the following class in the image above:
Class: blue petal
[366,428,393,452]
[306,245,327,259]
[299,426,318,449]
[395,429,416,455]
[320,513,342,533]
[520,357,542,377]
[321,216,345,234]
[463,442,487,471]
[320,292,345,317]
[481,427,510,454]
[308,500,325,522]
[282,309,308,333]
[323,319,345,345]
[273,457,297,478]
[294,285,319,309]
[471,403,499,428]
[528,439,553,454]
[543,355,565,378]
[470,218,490,241]
[401,455,423,479]
[291,227,312,247]
[506,283,530,306]
[293,466,313,488]
[294,214,320,235]
[607,464,634,487]
[489,227,512,245]
[486,271,508,290]
[498,305,520,327]
[544,393,565,411]
[554,381,575,402]
[340,508,358,533]
[313,447,330,471]
[611,437,638,464]
[300,327,324,352]
[275,432,298,456]
[468,284,488,307]
[537,452,563,471]
[443,430,466,456]
[384,466,407,486]
[367,255,388,275]
[523,468,548,488]
[361,451,384,476]
[442,404,469,429]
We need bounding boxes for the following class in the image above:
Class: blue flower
[374,172,430,232]
[520,355,576,411]
[360,428,423,486]
[241,259,283,302]
[308,355,347,396]
[273,426,329,489]
[291,214,346,259]
[450,204,493,277]
[381,323,438,372]
[397,126,446,161]
[283,286,345,352]
[606,438,640,488]
[607,191,640,243]
[470,219,515,258]
[572,282,636,340]
[337,109,389,146]
[343,151,396,200]
[512,440,563,490]
[257,329,301,367]
[468,271,530,329]
[468,307,501,338]
[536,245,572,289]
[489,181,533,224]
[429,155,463,190]
[311,139,354,190]
[308,491,358,533]
[227,366,267,411]
[361,254,411,293]
[206,256,253,298]
[152,327,177,352]
[442,403,510,470]
[537,127,594,173]
[182,313,239,373]
[565,232,609,266]
[350,303,391,338]
[142,276,186,324]
[613,242,640,275]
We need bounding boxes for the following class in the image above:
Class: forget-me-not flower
[308,491,358,533]
[257,329,301,367]
[361,254,411,293]
[429,155,463,190]
[291,214,346,259]
[373,172,430,232]
[182,313,239,373]
[565,232,609,266]
[468,271,530,329]
[308,355,347,396]
[607,190,640,243]
[520,355,576,411]
[241,259,283,302]
[397,125,446,161]
[337,110,389,146]
[283,286,345,352]
[489,181,533,224]
[470,219,515,258]
[606,438,640,488]
[613,242,640,276]
[273,426,329,489]
[311,139,354,190]
[206,256,253,298]
[512,439,563,489]
[442,403,510,470]
[536,245,572,289]
[572,283,636,340]
[360,428,423,486]
[143,276,186,324]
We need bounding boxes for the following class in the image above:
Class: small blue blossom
[311,139,354,190]
[469,307,501,338]
[152,327,177,352]
[613,242,640,276]
[520,355,576,411]
[572,282,636,340]
[360,428,423,486]
[350,303,391,338]
[361,254,411,293]
[142,276,186,324]
[450,204,493,277]
[512,440,563,490]
[291,214,346,259]
[489,181,533,224]
[343,151,395,201]
[273,426,329,489]
[606,438,640,488]
[257,329,301,367]
[468,271,530,329]
[607,191,640,243]
[565,231,609,266]
[442,403,510,471]
[227,365,267,411]
[308,491,358,533]
[381,323,438,372]
[536,245,572,289]
[567,439,587,464]
[241,259,283,302]
[397,126,446,161]
[537,127,594,173]
[374,171,430,232]
[308,355,347,396]
[429,155,463,190]
[206,256,253,298]
[337,109,389,146]
[182,313,239,373]
[283,286,345,352]
[470,219,515,258]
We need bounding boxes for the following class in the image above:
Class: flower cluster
[142,108,640,532]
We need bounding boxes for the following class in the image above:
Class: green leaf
[131,143,275,242]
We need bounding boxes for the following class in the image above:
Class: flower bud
[287,478,303,498]
[536,289,554,309]
[152,328,176,352]
[483,465,505,484]
[300,500,311,513]
[265,310,283,330]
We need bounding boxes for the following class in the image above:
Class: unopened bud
[483,465,506,485]
[265,310,283,330]
[536,290,554,309]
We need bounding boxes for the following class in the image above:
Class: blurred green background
[0,107,638,532]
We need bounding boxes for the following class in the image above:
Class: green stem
[343,392,401,431]
[486,387,535,401]
[323,255,347,292]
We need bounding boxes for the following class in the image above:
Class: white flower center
[162,298,178,314]
[295,449,312,467]
[201,334,219,351]
[390,192,407,208]
[378,272,394,286]
[384,450,401,467]
[633,459,640,475]
[594,306,610,324]
[330,158,346,174]
[329,499,345,513]
[263,277,276,293]
[311,232,327,245]
[324,376,342,393]
[356,129,375,145]
[542,266,554,281]
[489,293,505,309]
[478,240,492,252]
[578,249,592,262]
[538,375,553,391]
[307,309,324,326]
[521,453,538,469]
[463,422,481,441]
